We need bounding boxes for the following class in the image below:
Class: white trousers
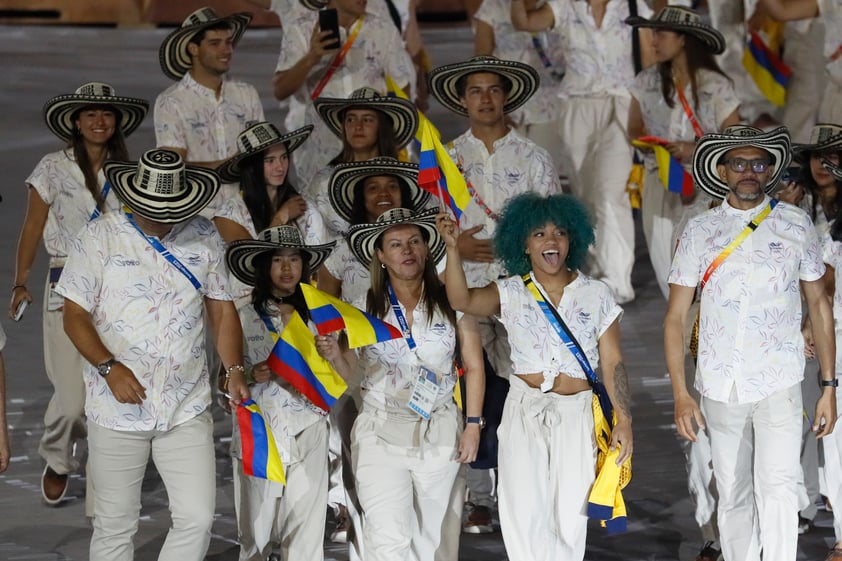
[497,382,595,561]
[40,273,87,474]
[233,420,329,561]
[352,404,462,561]
[819,80,842,124]
[87,411,215,561]
[701,384,803,561]
[640,167,682,300]
[819,380,842,541]
[557,95,635,302]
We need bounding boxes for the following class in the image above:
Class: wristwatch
[822,379,839,388]
[466,416,486,429]
[97,358,117,378]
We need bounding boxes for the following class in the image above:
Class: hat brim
[299,0,328,9]
[314,95,419,148]
[347,207,445,269]
[625,16,725,54]
[225,238,335,287]
[328,161,431,225]
[692,127,792,200]
[428,59,539,117]
[159,12,253,81]
[217,125,314,183]
[105,160,221,224]
[43,94,149,141]
[792,132,842,162]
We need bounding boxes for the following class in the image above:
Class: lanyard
[674,81,705,139]
[260,314,281,343]
[455,151,500,221]
[89,181,111,221]
[700,200,777,290]
[522,273,613,427]
[530,33,553,69]
[125,212,202,290]
[386,281,416,350]
[310,16,365,101]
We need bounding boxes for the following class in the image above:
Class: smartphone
[781,165,806,185]
[318,8,341,50]
[14,299,28,322]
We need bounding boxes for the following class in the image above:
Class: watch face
[98,360,114,377]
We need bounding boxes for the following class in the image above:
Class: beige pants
[557,95,635,302]
[87,411,215,561]
[233,420,329,561]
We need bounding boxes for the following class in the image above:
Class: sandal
[825,547,842,561]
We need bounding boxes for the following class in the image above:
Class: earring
[380,263,386,269]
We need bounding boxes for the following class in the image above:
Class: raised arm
[510,0,556,32]
[598,318,633,464]
[758,0,819,21]
[803,276,838,437]
[474,19,495,56]
[273,22,336,101]
[663,283,704,442]
[436,214,501,317]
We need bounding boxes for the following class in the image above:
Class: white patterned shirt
[324,241,370,303]
[818,0,842,86]
[55,212,234,431]
[231,302,326,464]
[669,196,825,404]
[308,166,346,240]
[474,0,564,125]
[275,10,415,186]
[449,128,560,286]
[547,0,652,98]
[822,227,842,372]
[496,273,621,391]
[353,293,461,411]
[26,149,121,260]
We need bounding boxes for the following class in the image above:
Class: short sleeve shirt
[547,0,652,98]
[324,242,370,304]
[474,0,564,125]
[26,149,122,259]
[669,197,825,404]
[496,273,621,391]
[55,212,234,431]
[449,128,560,286]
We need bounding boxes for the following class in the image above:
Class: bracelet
[822,379,839,387]
[224,364,246,379]
[12,284,26,292]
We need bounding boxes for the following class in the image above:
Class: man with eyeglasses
[663,125,838,561]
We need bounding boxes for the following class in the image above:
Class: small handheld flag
[742,31,791,107]
[631,137,694,197]
[267,311,347,411]
[237,399,286,484]
[418,119,472,221]
[301,283,402,348]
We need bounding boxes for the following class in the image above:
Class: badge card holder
[408,366,440,420]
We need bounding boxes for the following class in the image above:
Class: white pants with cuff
[497,380,596,561]
[557,95,635,302]
[701,383,803,561]
[87,410,215,561]
[352,403,462,561]
[233,419,329,561]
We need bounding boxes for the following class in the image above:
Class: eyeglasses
[720,158,772,173]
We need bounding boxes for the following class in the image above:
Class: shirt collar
[182,71,226,99]
[719,194,773,217]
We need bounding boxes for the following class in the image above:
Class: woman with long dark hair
[626,6,740,299]
[793,124,842,232]
[9,82,148,506]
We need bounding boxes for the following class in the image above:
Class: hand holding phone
[318,8,341,50]
[14,299,28,322]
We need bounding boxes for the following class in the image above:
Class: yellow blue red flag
[267,311,347,411]
[301,283,402,348]
[384,73,439,148]
[418,119,472,221]
[742,31,791,107]
[631,137,694,197]
[236,399,286,484]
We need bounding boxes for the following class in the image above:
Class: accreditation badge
[408,366,440,420]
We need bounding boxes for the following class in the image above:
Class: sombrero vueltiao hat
[625,6,725,55]
[159,7,253,81]
[328,158,431,224]
[692,125,791,200]
[299,0,328,9]
[347,207,445,269]
[105,149,220,224]
[793,123,842,162]
[428,55,539,117]
[43,82,149,141]
[314,87,419,148]
[225,225,336,287]
[217,122,313,183]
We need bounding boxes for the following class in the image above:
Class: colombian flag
[631,137,694,197]
[237,399,286,484]
[418,119,472,221]
[267,311,347,412]
[742,31,791,107]
[385,73,438,149]
[301,283,403,348]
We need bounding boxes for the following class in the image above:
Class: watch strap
[822,379,839,387]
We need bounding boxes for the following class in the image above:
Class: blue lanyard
[125,212,202,290]
[89,182,111,221]
[530,34,553,69]
[386,281,416,350]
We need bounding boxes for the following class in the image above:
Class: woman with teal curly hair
[436,192,633,561]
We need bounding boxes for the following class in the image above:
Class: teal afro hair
[493,192,595,276]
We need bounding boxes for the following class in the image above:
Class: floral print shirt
[55,212,233,431]
[669,196,825,404]
[496,273,621,391]
[324,241,370,304]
